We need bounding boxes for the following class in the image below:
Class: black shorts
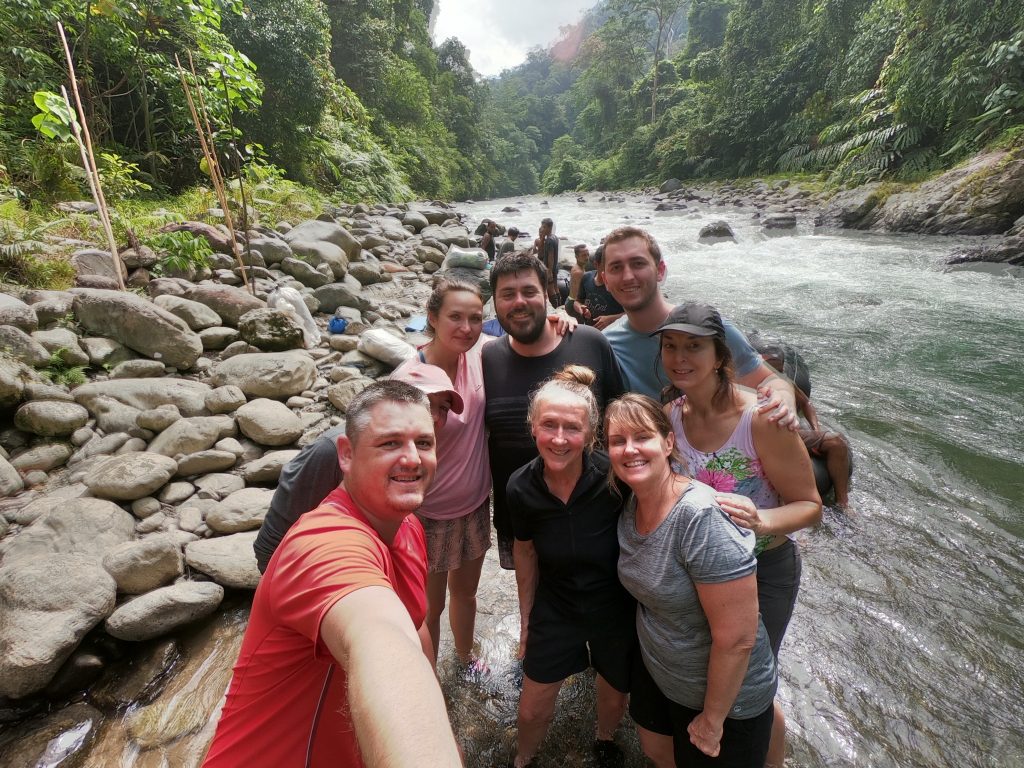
[522,598,635,691]
[629,653,774,768]
[756,538,802,658]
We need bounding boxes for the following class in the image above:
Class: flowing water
[3,193,1021,767]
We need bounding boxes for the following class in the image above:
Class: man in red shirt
[203,380,462,767]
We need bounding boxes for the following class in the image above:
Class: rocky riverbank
[653,148,1024,270]
[0,200,500,761]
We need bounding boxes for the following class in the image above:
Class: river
[3,192,1021,767]
[450,193,1024,767]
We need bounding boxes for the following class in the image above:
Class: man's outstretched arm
[321,586,462,767]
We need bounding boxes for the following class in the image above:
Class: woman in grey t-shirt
[605,393,777,768]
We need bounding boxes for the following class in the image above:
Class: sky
[432,0,598,78]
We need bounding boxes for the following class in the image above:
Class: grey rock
[69,431,131,466]
[289,240,349,278]
[185,531,261,589]
[194,473,245,499]
[10,443,72,472]
[0,555,116,698]
[419,224,472,247]
[135,510,168,534]
[698,220,737,243]
[153,294,223,331]
[281,256,333,287]
[175,449,238,476]
[763,213,798,230]
[23,381,75,403]
[85,453,178,501]
[115,436,148,454]
[329,334,359,352]
[147,416,234,457]
[314,281,372,313]
[659,178,682,193]
[22,290,76,327]
[120,245,159,269]
[241,449,300,483]
[105,581,223,641]
[348,260,388,286]
[85,394,143,434]
[137,403,181,432]
[5,483,89,525]
[23,469,47,487]
[326,377,374,412]
[71,248,127,282]
[184,284,266,326]
[131,497,162,518]
[0,292,40,332]
[402,210,429,232]
[74,378,212,417]
[0,455,25,498]
[238,308,306,352]
[79,336,137,367]
[205,385,247,414]
[72,289,202,369]
[0,497,135,565]
[209,351,316,398]
[30,326,91,367]
[199,326,240,350]
[205,487,274,533]
[0,326,51,366]
[102,535,184,594]
[235,398,303,446]
[110,359,166,378]
[14,400,89,437]
[157,481,194,504]
[284,220,361,260]
[248,235,292,264]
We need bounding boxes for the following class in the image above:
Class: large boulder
[72,288,202,369]
[241,449,299,483]
[238,308,306,352]
[0,353,39,408]
[104,581,224,641]
[9,443,73,472]
[284,219,361,260]
[281,257,333,287]
[0,455,25,498]
[0,326,50,367]
[419,224,472,247]
[73,378,213,417]
[0,293,40,332]
[70,248,128,283]
[146,416,233,457]
[248,235,293,264]
[289,240,349,278]
[153,294,223,330]
[84,453,178,501]
[0,498,136,565]
[314,280,372,313]
[184,284,265,326]
[14,400,89,437]
[402,210,429,232]
[235,398,303,446]
[185,531,261,589]
[205,487,275,533]
[31,326,90,366]
[209,351,316,398]
[698,220,737,243]
[102,535,184,594]
[0,554,116,698]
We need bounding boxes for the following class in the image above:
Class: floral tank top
[668,397,782,555]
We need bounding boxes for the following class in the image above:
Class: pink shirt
[394,341,491,520]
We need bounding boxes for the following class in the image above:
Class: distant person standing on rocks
[204,380,461,768]
[481,219,499,262]
[534,218,562,307]
[499,226,521,257]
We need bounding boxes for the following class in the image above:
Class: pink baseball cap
[389,361,464,414]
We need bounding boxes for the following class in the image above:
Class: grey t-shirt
[617,480,777,718]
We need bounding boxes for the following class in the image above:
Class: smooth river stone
[105,581,224,641]
[85,453,178,501]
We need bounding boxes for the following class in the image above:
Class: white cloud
[433,0,598,77]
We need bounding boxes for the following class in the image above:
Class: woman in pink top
[652,302,821,768]
[394,277,492,674]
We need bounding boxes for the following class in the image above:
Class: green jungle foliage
[1,0,1022,210]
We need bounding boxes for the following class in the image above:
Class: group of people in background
[204,223,852,768]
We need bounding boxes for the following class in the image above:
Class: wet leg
[447,553,486,663]
[515,677,564,766]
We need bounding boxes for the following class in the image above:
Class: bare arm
[321,586,461,767]
[737,365,798,431]
[717,413,822,537]
[687,575,760,757]
[513,539,539,660]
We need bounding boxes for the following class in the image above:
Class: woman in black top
[507,365,635,767]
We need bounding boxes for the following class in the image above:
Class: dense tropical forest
[1,0,1022,207]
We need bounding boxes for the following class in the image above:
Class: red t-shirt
[203,488,427,768]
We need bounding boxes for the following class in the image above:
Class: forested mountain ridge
[1,0,1022,207]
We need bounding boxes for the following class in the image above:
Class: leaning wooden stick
[175,54,253,294]
[57,22,125,290]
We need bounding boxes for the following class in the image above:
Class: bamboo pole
[175,54,253,295]
[57,22,125,290]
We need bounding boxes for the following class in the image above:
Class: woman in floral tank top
[652,302,822,768]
